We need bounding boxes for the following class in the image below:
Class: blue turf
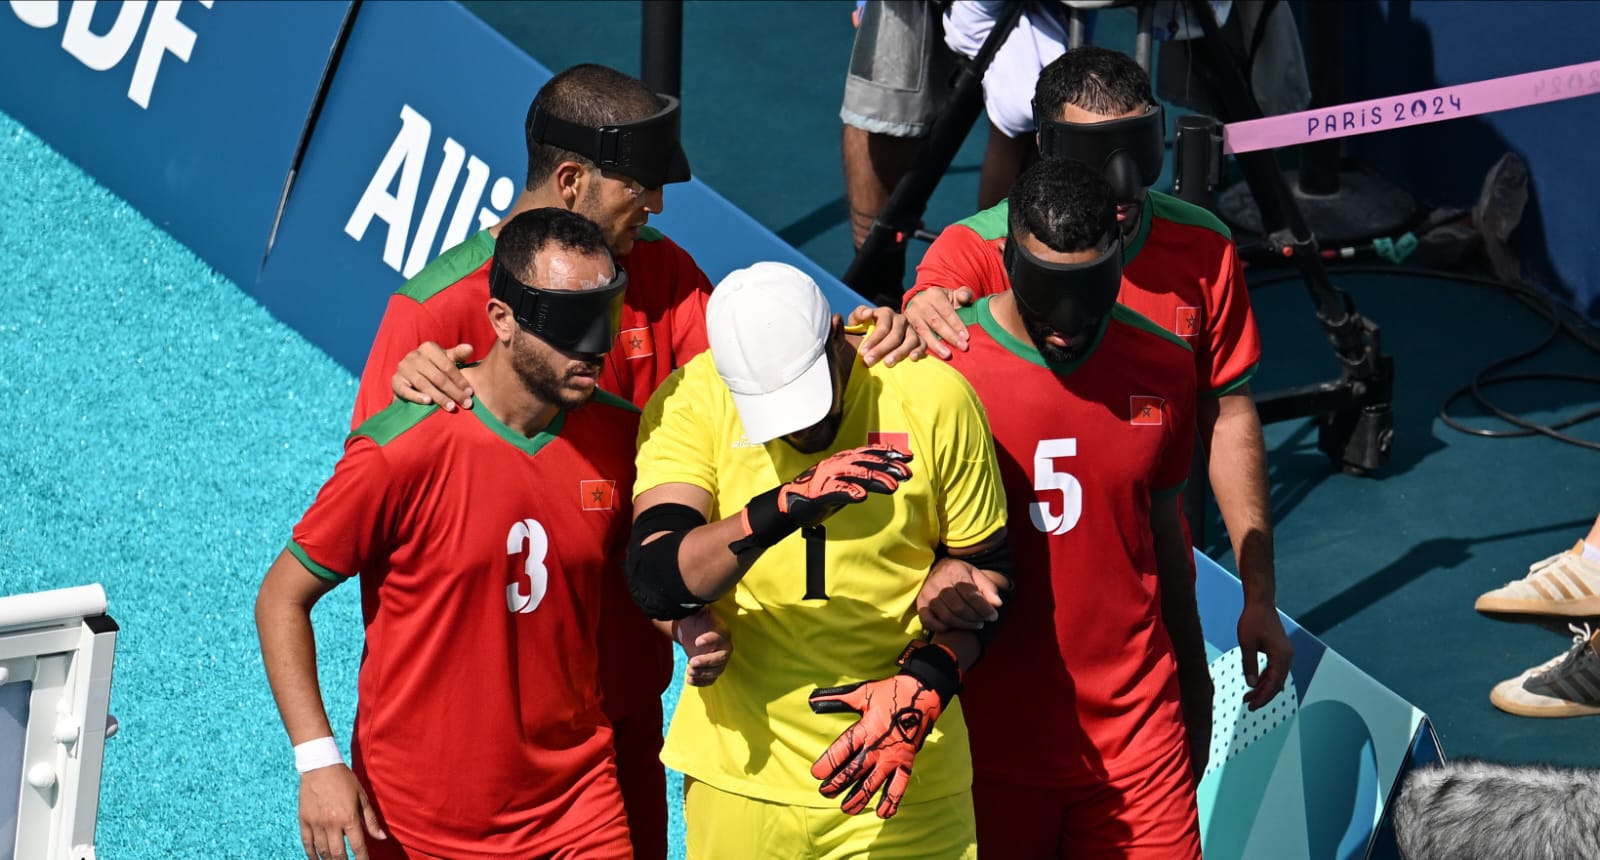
[1,110,360,857]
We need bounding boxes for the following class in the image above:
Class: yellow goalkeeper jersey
[635,349,1007,806]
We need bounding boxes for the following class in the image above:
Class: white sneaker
[1490,624,1600,718]
[1475,542,1600,617]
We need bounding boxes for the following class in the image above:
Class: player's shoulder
[950,199,1010,242]
[350,399,441,447]
[625,225,691,264]
[1109,304,1195,355]
[875,350,985,413]
[394,230,495,303]
[644,352,723,413]
[1147,190,1232,242]
[622,226,711,291]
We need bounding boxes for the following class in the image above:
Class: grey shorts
[840,1,956,138]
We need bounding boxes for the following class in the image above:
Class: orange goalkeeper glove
[808,640,961,818]
[730,445,912,554]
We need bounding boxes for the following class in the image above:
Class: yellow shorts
[683,776,978,860]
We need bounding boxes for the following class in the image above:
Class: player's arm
[256,551,386,860]
[626,445,915,620]
[1200,384,1291,710]
[653,611,731,687]
[1152,492,1213,780]
[915,532,1016,657]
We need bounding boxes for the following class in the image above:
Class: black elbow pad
[626,503,711,621]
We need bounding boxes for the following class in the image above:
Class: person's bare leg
[1586,512,1600,547]
[843,124,922,304]
[977,121,1037,209]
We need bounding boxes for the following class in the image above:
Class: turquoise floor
[2,3,1599,858]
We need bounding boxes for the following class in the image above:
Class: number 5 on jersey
[1030,438,1082,536]
[507,518,549,613]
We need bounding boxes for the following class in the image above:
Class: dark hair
[491,208,610,301]
[524,64,664,189]
[1007,158,1117,252]
[1035,46,1151,119]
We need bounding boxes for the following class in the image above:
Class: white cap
[707,262,836,444]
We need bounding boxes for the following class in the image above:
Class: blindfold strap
[526,95,692,189]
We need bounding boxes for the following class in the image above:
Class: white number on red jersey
[506,518,549,613]
[1030,438,1082,536]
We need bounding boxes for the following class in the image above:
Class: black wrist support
[897,641,963,707]
[726,485,799,555]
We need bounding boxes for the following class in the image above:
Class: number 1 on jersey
[1030,438,1082,536]
[803,525,828,600]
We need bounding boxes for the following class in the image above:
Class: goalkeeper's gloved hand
[729,445,912,554]
[807,640,961,819]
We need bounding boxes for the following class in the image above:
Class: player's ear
[486,298,518,345]
[553,160,587,209]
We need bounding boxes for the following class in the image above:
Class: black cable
[1245,265,1600,451]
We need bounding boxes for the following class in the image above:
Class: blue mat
[1,110,360,856]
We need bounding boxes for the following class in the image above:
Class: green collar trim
[395,230,495,303]
[471,395,567,456]
[972,296,1109,373]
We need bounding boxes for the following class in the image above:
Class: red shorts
[973,736,1201,859]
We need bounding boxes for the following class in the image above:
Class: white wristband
[293,737,345,774]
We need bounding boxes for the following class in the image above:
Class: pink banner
[1222,60,1600,154]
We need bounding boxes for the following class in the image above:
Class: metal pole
[641,0,683,98]
[1298,0,1342,195]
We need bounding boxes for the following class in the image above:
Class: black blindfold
[1004,231,1124,339]
[1035,104,1165,202]
[526,95,692,190]
[489,259,628,356]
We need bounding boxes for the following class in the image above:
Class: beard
[511,334,603,411]
[1024,314,1091,364]
[781,411,844,454]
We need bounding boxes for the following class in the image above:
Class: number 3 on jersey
[1030,438,1082,535]
[506,518,549,613]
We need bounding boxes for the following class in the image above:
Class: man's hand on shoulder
[392,342,474,412]
[903,287,974,359]
[849,305,926,367]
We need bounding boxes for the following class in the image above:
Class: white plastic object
[26,762,58,790]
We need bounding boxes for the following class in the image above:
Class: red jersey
[943,297,1197,786]
[349,226,710,716]
[289,392,640,858]
[908,189,1261,396]
[352,225,714,425]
